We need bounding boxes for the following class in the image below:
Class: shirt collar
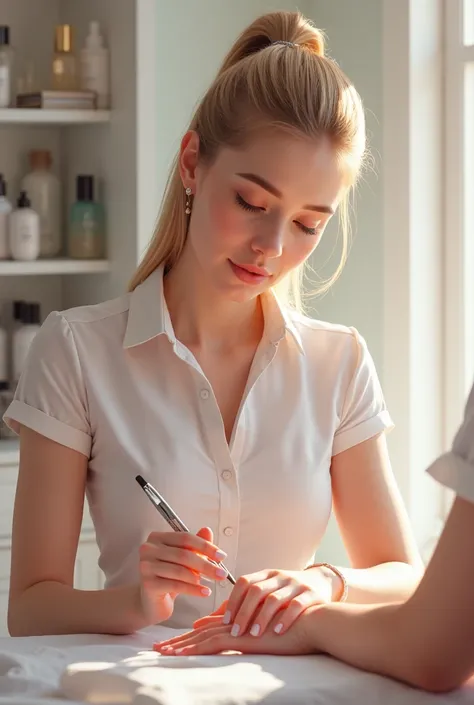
[123,265,304,355]
[261,289,305,355]
[123,266,175,348]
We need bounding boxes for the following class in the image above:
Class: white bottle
[21,150,61,257]
[0,319,7,389]
[9,191,40,261]
[80,21,109,109]
[0,174,12,259]
[0,26,13,109]
[12,302,41,383]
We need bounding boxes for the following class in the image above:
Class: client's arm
[155,495,474,693]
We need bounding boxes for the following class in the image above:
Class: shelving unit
[0,0,159,460]
[0,0,160,632]
[0,109,111,125]
[0,259,110,275]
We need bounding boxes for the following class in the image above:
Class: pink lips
[229,260,271,285]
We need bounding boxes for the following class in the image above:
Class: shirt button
[223,526,233,537]
[221,470,232,481]
[200,389,210,400]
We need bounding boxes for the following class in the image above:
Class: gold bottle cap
[55,25,73,53]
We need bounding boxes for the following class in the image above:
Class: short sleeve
[426,383,474,503]
[3,311,92,457]
[332,329,393,456]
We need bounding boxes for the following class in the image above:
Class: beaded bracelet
[304,562,348,603]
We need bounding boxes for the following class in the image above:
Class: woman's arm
[311,495,474,692]
[317,433,423,602]
[8,426,149,636]
[155,496,474,692]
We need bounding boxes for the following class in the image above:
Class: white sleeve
[427,383,474,503]
[3,311,92,457]
[332,329,393,456]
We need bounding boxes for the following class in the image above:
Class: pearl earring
[185,187,192,215]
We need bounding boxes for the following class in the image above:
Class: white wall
[305,0,384,564]
[305,0,384,370]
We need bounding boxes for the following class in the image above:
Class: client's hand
[154,606,319,656]
[193,568,332,637]
[138,527,227,624]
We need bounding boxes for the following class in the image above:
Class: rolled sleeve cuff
[332,410,394,456]
[4,400,92,458]
[427,451,474,505]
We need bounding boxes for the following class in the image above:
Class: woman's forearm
[312,561,422,604]
[8,580,156,636]
[307,601,462,693]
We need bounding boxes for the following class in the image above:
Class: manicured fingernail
[250,624,260,637]
[215,549,227,561]
[201,587,212,596]
[274,623,283,634]
[174,648,184,655]
[231,624,240,637]
[215,567,227,579]
[223,610,232,625]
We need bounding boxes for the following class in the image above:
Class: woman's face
[179,129,346,303]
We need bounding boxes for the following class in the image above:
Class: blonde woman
[5,11,421,638]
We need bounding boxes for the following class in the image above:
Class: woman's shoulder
[58,293,131,328]
[36,293,132,350]
[286,308,366,351]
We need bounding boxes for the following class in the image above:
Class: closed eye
[235,193,264,213]
[236,192,322,236]
[296,222,318,236]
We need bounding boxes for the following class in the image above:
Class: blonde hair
[129,11,366,310]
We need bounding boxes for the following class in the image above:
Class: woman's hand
[193,567,333,638]
[138,527,227,624]
[155,606,320,656]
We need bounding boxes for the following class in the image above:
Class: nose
[250,221,284,259]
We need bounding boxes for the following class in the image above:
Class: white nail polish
[223,610,231,625]
[175,648,184,655]
[231,624,240,637]
[274,623,283,634]
[250,624,260,637]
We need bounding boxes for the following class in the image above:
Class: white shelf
[0,259,110,275]
[0,109,111,125]
[0,439,19,467]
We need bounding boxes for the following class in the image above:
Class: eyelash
[235,193,318,236]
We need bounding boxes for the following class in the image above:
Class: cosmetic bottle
[0,174,12,259]
[68,175,105,259]
[80,21,109,109]
[21,150,61,257]
[52,25,78,91]
[9,191,40,261]
[0,26,13,108]
[12,302,41,383]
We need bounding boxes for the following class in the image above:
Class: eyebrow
[236,172,335,215]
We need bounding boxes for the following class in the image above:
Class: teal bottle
[68,175,105,259]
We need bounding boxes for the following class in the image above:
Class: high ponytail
[129,11,366,309]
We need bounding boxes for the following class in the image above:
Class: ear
[178,130,200,193]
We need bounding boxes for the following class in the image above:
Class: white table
[0,626,473,704]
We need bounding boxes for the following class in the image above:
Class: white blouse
[427,382,474,504]
[4,266,393,628]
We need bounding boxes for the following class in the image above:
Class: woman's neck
[163,253,264,353]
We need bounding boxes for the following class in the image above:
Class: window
[443,0,474,512]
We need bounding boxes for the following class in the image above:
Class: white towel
[59,648,474,705]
